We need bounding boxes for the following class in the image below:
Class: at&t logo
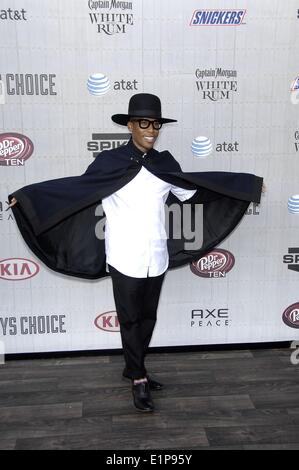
[87,73,138,96]
[191,136,212,158]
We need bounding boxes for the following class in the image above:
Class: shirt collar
[125,137,154,158]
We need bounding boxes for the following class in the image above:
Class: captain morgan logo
[88,1,134,35]
[195,68,237,101]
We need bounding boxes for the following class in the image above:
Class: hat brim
[111,114,177,126]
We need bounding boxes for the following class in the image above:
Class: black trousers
[108,264,165,380]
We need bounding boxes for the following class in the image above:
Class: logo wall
[190,9,246,26]
[0,74,57,96]
[291,76,299,92]
[282,303,299,329]
[191,136,239,157]
[0,9,27,21]
[191,308,230,328]
[190,249,235,278]
[0,133,34,166]
[87,73,110,95]
[88,133,130,157]
[191,136,212,158]
[94,311,120,332]
[246,203,260,216]
[0,315,67,335]
[88,1,134,35]
[288,195,299,214]
[87,73,138,95]
[283,248,299,272]
[0,258,39,280]
[195,68,237,101]
[290,76,299,104]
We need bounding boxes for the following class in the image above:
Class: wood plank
[0,402,82,423]
[112,408,294,430]
[0,416,111,440]
[15,427,209,450]
[206,424,299,447]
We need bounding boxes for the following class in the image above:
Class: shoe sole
[134,406,155,413]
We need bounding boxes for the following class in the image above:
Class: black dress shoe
[146,376,164,391]
[132,381,154,412]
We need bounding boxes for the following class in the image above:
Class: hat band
[129,109,162,118]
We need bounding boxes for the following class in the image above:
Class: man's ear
[127,121,133,132]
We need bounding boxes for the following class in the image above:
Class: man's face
[127,118,161,153]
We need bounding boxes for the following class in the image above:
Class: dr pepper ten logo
[0,133,34,166]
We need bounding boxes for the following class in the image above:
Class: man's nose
[145,128,155,136]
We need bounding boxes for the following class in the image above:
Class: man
[105,94,197,412]
[9,94,196,412]
[8,93,263,413]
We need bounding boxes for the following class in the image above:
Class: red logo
[190,249,235,278]
[0,258,40,280]
[282,303,299,329]
[0,133,34,166]
[94,311,120,332]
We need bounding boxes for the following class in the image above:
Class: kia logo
[282,303,299,329]
[94,311,120,332]
[190,249,235,278]
[0,133,34,165]
[0,258,40,280]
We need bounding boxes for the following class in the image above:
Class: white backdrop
[1,0,299,353]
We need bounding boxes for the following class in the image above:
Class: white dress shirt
[102,165,197,278]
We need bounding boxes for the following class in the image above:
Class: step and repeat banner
[1,0,299,353]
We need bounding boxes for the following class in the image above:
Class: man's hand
[7,197,18,208]
[262,183,266,193]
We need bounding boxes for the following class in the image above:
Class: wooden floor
[1,346,299,450]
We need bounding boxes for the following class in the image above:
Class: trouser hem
[122,371,147,381]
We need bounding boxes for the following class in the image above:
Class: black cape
[8,139,263,280]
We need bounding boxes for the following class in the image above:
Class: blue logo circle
[191,136,213,157]
[87,73,110,96]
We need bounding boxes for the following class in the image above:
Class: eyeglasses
[131,119,163,130]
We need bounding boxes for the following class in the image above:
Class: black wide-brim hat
[111,93,177,126]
